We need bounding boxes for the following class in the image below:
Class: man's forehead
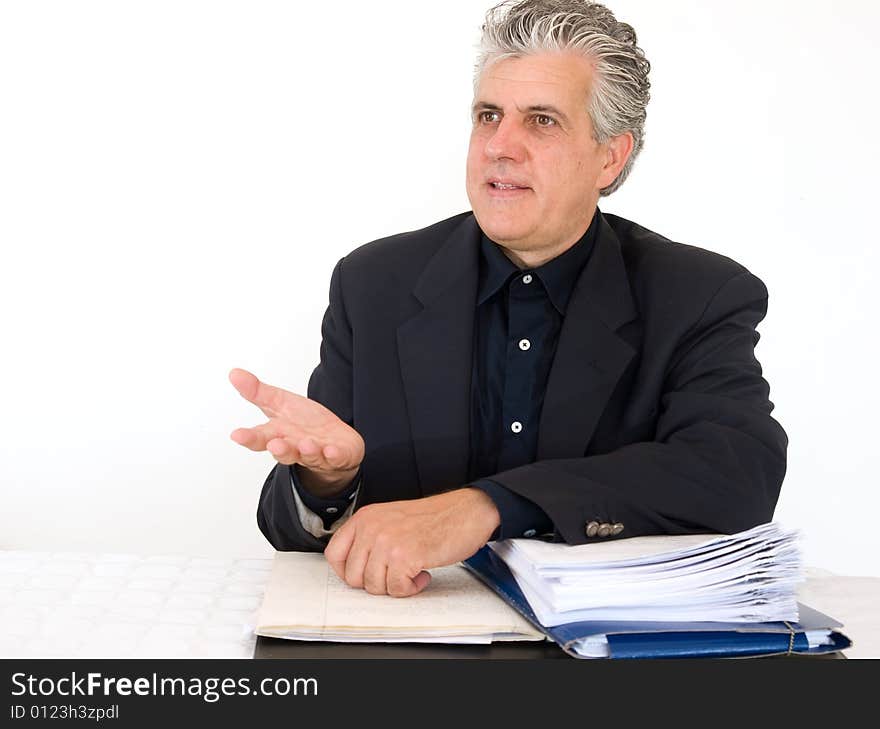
[475,53,593,106]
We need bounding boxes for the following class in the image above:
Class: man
[230,0,787,597]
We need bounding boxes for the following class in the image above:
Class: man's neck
[497,214,598,269]
[500,246,564,269]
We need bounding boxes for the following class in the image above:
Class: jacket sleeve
[256,257,355,552]
[488,270,788,544]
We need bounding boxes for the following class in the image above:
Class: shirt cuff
[290,465,361,534]
[469,479,553,541]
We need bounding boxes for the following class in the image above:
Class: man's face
[466,52,614,266]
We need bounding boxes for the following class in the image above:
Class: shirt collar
[477,208,600,313]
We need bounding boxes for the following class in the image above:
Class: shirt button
[522,274,533,284]
[523,529,536,538]
[510,421,523,433]
[326,507,338,514]
[518,338,531,351]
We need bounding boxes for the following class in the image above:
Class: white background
[1,1,877,576]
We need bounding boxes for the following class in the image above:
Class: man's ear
[596,131,634,190]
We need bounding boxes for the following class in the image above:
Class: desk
[1,551,876,659]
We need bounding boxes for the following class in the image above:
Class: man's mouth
[487,179,531,196]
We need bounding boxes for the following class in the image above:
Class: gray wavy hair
[475,0,651,195]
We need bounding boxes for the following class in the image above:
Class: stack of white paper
[489,522,804,626]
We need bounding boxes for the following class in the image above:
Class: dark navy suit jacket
[257,210,788,552]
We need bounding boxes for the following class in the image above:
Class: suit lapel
[396,216,481,496]
[537,214,639,459]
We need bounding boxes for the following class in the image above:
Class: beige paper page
[255,551,543,641]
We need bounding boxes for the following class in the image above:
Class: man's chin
[481,228,529,248]
[472,213,533,247]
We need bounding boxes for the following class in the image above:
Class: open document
[254,551,545,644]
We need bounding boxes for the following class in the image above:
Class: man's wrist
[294,464,360,499]
[468,480,553,541]
[459,487,502,536]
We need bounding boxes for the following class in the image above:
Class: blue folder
[463,546,852,659]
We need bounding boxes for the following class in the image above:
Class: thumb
[411,570,432,593]
[228,368,259,401]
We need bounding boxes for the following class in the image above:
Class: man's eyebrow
[471,101,570,124]
[471,101,501,118]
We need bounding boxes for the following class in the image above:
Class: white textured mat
[0,551,272,658]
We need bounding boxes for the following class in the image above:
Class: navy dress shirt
[294,211,599,539]
[467,211,598,539]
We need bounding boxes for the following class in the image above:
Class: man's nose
[484,117,526,162]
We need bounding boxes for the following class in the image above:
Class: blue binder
[463,546,852,659]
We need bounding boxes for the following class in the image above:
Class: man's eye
[479,111,499,123]
[534,114,556,127]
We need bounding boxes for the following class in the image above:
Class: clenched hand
[324,488,501,598]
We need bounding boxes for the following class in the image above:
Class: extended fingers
[292,437,340,470]
[229,425,307,467]
[229,421,283,451]
[266,437,298,465]
[229,369,274,416]
[320,443,353,470]
[230,422,338,468]
[230,420,297,453]
[263,436,333,469]
[228,368,296,419]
